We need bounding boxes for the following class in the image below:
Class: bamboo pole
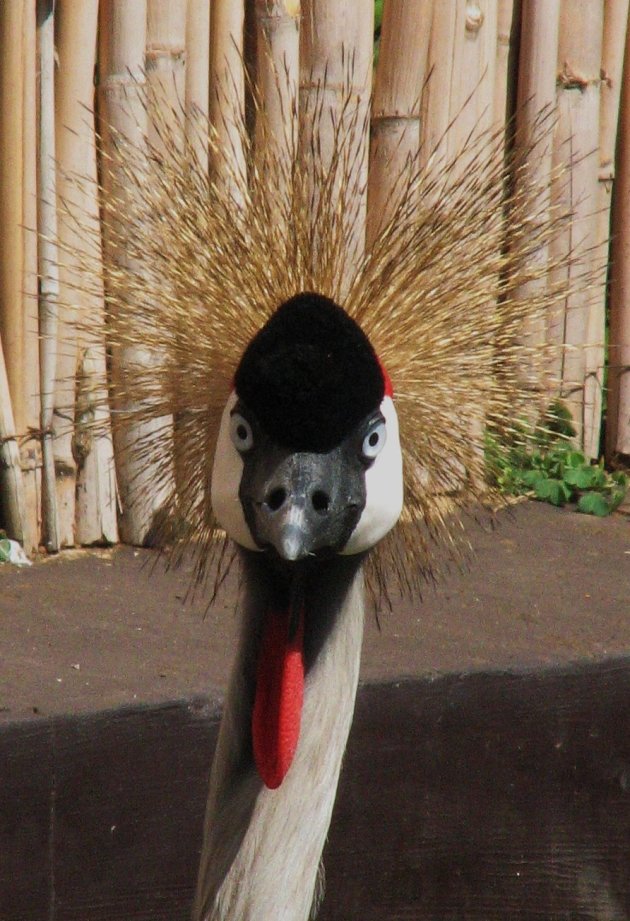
[367,0,432,249]
[513,0,561,355]
[300,0,374,290]
[0,338,27,544]
[186,0,211,170]
[147,0,187,143]
[255,1,300,151]
[38,0,61,552]
[100,0,174,546]
[55,0,118,546]
[606,6,630,459]
[209,0,246,196]
[21,0,42,553]
[553,0,605,456]
[0,1,26,439]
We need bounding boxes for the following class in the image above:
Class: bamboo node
[465,4,484,34]
[557,63,602,91]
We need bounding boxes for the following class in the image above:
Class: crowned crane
[193,290,403,920]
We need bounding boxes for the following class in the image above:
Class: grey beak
[240,447,365,562]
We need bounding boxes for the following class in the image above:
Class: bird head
[211,291,404,565]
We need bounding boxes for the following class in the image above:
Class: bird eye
[361,419,387,461]
[230,413,254,452]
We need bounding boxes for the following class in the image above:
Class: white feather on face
[211,392,404,557]
[211,392,260,551]
[341,396,404,555]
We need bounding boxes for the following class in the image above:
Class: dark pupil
[237,424,248,441]
[369,431,379,447]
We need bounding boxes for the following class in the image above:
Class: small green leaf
[609,488,627,513]
[563,464,602,489]
[534,477,571,506]
[577,491,611,517]
[564,450,587,468]
[522,469,545,488]
[611,471,628,488]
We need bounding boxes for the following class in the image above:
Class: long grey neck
[193,552,366,921]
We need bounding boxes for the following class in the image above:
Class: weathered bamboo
[255,0,300,162]
[147,0,187,144]
[20,0,42,553]
[185,0,211,170]
[99,0,173,545]
[56,0,118,546]
[0,1,26,437]
[367,0,432,249]
[300,0,374,290]
[514,0,561,355]
[38,0,61,552]
[553,0,605,456]
[0,338,27,544]
[606,5,630,459]
[210,0,246,195]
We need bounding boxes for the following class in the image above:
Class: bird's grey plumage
[193,551,365,921]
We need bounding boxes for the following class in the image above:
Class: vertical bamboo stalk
[38,0,61,552]
[513,0,561,355]
[209,0,246,196]
[606,6,630,459]
[21,0,42,552]
[147,0,187,142]
[254,0,300,227]
[0,338,27,544]
[367,0,432,249]
[0,1,26,437]
[553,0,605,455]
[100,0,173,545]
[186,0,211,170]
[55,0,118,546]
[300,0,374,289]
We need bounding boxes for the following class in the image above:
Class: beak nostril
[266,487,287,512]
[311,490,330,514]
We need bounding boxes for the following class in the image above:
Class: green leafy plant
[485,400,628,517]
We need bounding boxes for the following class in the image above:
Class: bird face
[211,293,403,562]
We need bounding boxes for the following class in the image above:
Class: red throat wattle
[252,603,305,789]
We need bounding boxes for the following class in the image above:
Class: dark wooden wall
[2,660,630,920]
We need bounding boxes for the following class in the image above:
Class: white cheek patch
[342,396,404,555]
[211,392,260,551]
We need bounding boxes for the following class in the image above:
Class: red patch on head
[252,604,305,789]
[378,358,394,398]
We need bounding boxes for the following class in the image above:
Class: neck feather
[194,552,365,921]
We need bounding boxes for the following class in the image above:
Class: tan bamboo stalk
[185,0,211,170]
[367,0,432,249]
[55,0,118,546]
[494,0,515,129]
[209,0,246,195]
[100,0,173,545]
[38,0,61,552]
[513,0,561,354]
[300,0,374,290]
[0,337,27,544]
[553,0,605,456]
[606,8,630,459]
[20,0,42,553]
[0,1,26,439]
[255,1,300,159]
[420,2,457,169]
[147,0,187,145]
[454,2,498,146]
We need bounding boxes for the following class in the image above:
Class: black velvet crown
[234,292,385,452]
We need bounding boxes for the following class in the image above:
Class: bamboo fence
[0,0,628,556]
